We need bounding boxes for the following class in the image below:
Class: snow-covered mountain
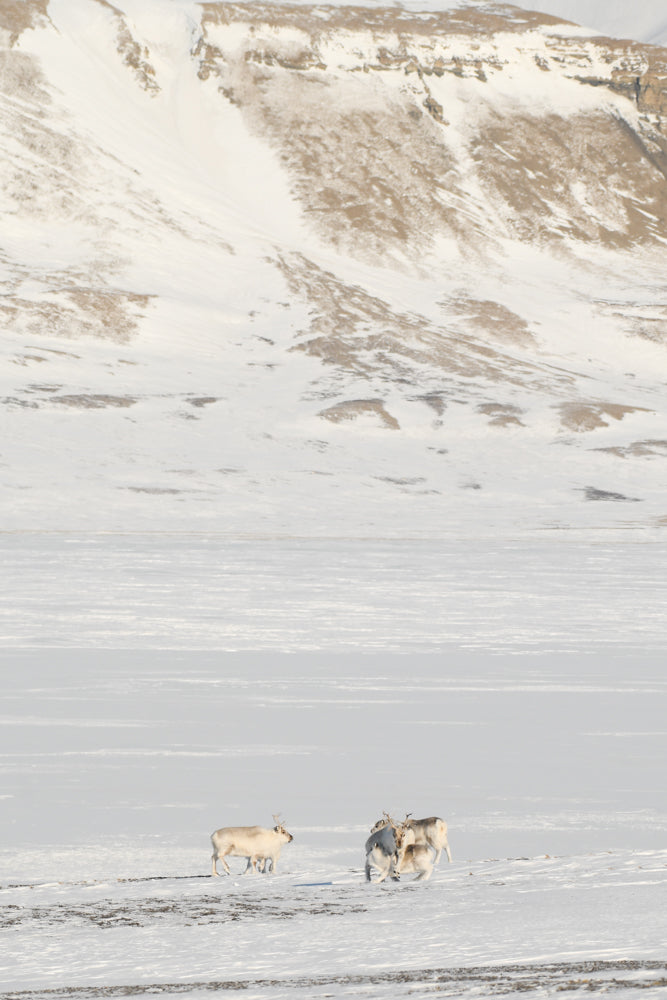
[2,0,667,536]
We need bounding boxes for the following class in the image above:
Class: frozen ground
[1,534,667,998]
[2,532,667,652]
[2,1,667,995]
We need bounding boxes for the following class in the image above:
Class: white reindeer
[365,812,415,883]
[371,813,452,864]
[211,815,293,876]
[391,843,434,881]
[407,816,452,863]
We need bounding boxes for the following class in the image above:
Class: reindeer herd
[365,812,452,882]
[210,812,452,882]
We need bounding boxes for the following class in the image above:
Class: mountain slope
[2,0,667,535]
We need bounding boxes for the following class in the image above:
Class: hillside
[2,0,667,536]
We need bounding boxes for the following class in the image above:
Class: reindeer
[391,843,435,881]
[211,815,293,876]
[371,813,452,864]
[243,856,271,874]
[365,812,415,882]
[407,816,452,863]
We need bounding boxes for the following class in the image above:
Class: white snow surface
[2,540,667,998]
[2,2,667,997]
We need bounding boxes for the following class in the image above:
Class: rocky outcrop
[0,0,49,47]
[193,2,667,257]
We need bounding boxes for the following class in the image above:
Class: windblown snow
[2,2,667,999]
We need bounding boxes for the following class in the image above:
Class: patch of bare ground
[50,394,136,409]
[4,959,666,998]
[445,298,535,348]
[373,476,438,495]
[477,402,525,426]
[0,891,366,931]
[319,399,399,430]
[593,301,667,345]
[278,253,569,393]
[26,346,81,359]
[10,353,49,366]
[199,3,572,43]
[0,0,49,46]
[0,287,152,343]
[595,440,667,457]
[0,47,50,105]
[581,486,643,502]
[557,401,649,432]
[470,111,667,248]
[1,396,39,409]
[214,64,470,259]
[410,393,447,416]
[92,0,159,94]
[187,397,220,408]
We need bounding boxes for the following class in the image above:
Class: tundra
[211,816,293,876]
[371,814,452,864]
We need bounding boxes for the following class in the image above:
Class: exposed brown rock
[278,253,570,392]
[196,3,667,258]
[557,401,649,432]
[92,0,159,93]
[477,402,525,427]
[318,399,400,430]
[0,0,49,46]
[0,286,152,343]
[446,298,535,348]
[594,439,667,457]
[51,394,137,408]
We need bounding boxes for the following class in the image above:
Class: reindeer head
[393,826,407,850]
[391,814,416,854]
[272,813,294,842]
[370,813,391,834]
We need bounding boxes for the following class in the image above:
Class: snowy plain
[2,533,667,998]
[2,0,667,997]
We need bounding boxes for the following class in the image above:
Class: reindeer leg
[219,851,232,875]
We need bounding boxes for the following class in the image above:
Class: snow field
[2,844,667,996]
[2,583,667,995]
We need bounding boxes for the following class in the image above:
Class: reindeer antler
[383,810,398,830]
